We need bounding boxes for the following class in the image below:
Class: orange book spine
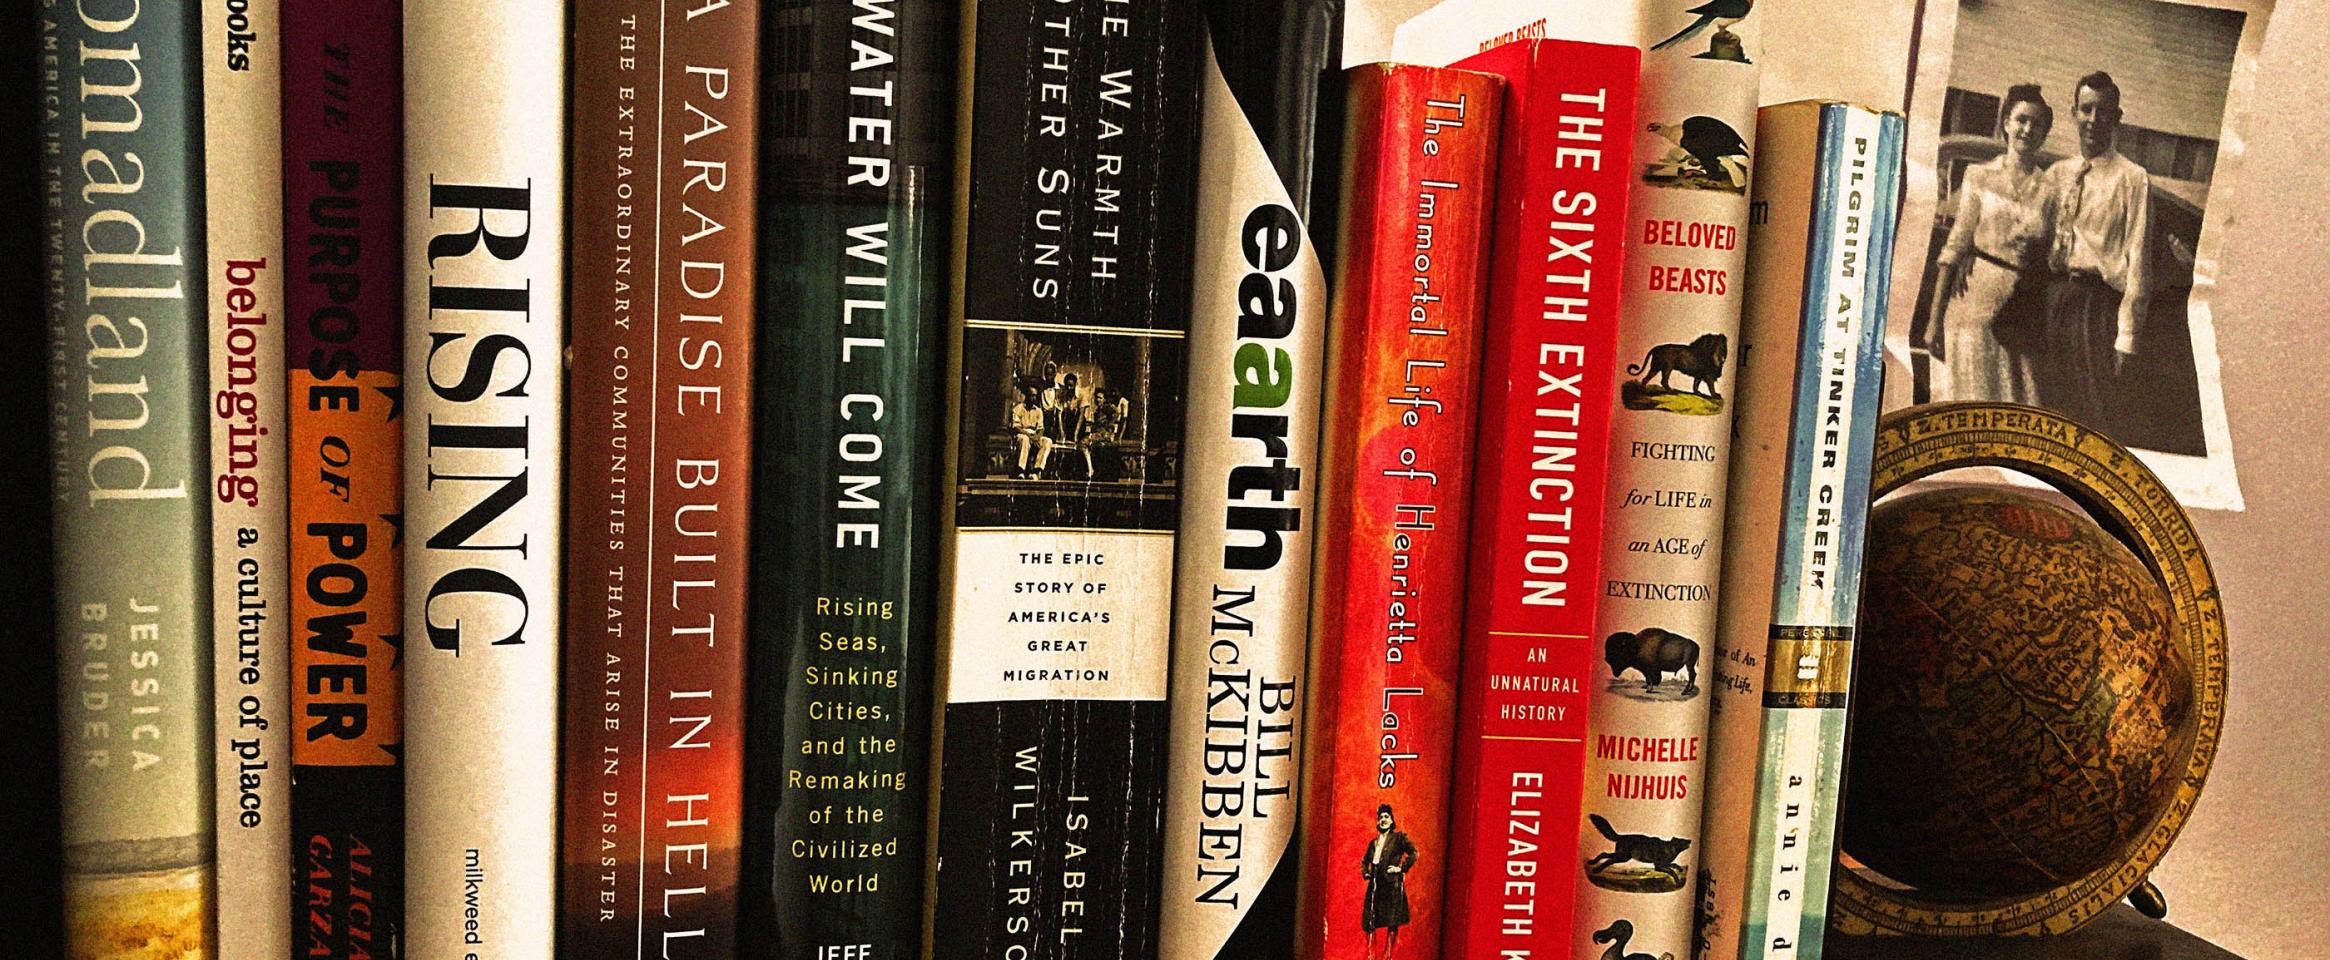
[1293,63,1502,960]
[560,0,759,955]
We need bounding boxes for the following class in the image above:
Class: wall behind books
[1760,6,2330,957]
[1344,1,2330,955]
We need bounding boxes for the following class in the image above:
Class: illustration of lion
[1626,333,1728,398]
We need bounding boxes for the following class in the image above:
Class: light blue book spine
[1736,102,1905,960]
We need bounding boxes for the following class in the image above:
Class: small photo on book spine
[1889,0,2271,511]
[955,326,1185,530]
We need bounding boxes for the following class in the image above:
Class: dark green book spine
[742,3,956,958]
[42,0,213,953]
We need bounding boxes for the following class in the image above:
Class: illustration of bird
[1651,0,1755,52]
[1646,116,1751,188]
[1593,920,1674,960]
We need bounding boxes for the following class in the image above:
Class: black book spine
[742,3,957,960]
[925,1,1206,958]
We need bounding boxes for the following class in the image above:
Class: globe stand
[1827,402,2226,938]
[2129,879,2168,920]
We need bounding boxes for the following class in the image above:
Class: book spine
[204,0,291,954]
[924,1,1204,957]
[45,0,215,954]
[401,1,566,957]
[1567,22,1764,960]
[1439,39,1639,960]
[1388,7,1764,954]
[1693,103,1818,960]
[1157,4,1339,958]
[1700,102,1903,960]
[561,0,758,955]
[1291,63,1501,960]
[282,2,406,956]
[739,3,952,959]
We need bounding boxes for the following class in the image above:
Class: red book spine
[561,0,759,955]
[1439,39,1642,960]
[1295,63,1502,960]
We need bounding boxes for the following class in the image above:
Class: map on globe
[1827,403,2226,938]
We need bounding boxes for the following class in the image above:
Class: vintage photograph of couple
[1889,0,2271,510]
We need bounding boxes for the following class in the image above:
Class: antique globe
[1839,485,2194,899]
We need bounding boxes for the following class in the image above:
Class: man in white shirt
[1010,386,1050,478]
[2042,70,2152,431]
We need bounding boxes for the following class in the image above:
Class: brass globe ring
[1828,402,2227,937]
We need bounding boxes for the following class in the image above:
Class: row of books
[39,1,1903,959]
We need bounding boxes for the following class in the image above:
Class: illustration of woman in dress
[1933,83,2057,404]
[1360,803,1419,960]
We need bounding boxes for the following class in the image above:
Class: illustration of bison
[1604,628,1700,696]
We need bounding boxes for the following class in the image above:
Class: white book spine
[1569,51,1760,960]
[1157,36,1332,960]
[402,2,567,957]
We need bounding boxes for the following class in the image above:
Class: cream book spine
[204,0,292,954]
[402,1,567,957]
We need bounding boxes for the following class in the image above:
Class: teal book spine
[740,3,955,958]
[42,0,215,955]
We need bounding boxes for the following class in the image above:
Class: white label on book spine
[944,529,1174,704]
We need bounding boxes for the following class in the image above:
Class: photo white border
[1885,0,2271,511]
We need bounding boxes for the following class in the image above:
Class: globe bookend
[1829,402,2226,937]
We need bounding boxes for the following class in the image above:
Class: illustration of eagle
[1646,116,1750,189]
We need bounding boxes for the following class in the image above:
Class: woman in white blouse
[1935,84,2058,404]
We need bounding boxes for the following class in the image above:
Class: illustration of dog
[1586,814,1692,879]
[1605,627,1700,695]
[1626,333,1728,397]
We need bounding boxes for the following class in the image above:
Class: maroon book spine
[560,0,760,956]
[282,2,405,955]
